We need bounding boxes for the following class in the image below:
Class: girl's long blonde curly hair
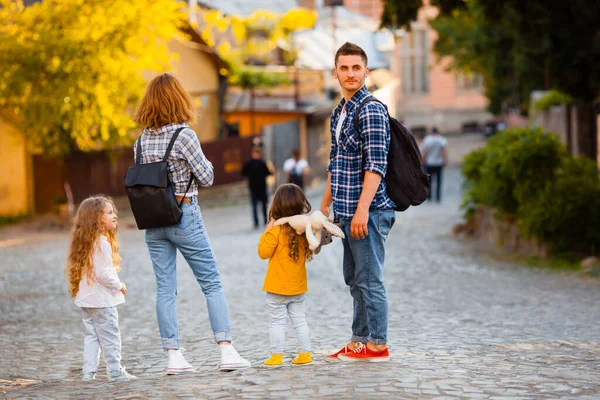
[269,184,313,262]
[65,196,121,298]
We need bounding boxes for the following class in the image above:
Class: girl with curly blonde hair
[65,195,136,382]
[258,183,314,368]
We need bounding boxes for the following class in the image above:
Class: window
[456,73,484,92]
[401,29,429,95]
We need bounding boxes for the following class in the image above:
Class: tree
[379,0,465,30]
[0,0,187,156]
[430,1,544,114]
[381,0,600,158]
[197,7,316,134]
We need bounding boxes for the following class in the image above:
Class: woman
[133,73,250,374]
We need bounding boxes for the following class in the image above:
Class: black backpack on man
[124,127,193,229]
[353,96,430,212]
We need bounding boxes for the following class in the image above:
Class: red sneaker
[325,345,353,361]
[337,343,390,362]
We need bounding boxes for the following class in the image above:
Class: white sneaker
[167,348,196,375]
[108,367,137,382]
[82,372,96,381]
[219,343,251,371]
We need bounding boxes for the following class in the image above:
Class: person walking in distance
[421,127,448,202]
[242,147,272,229]
[320,42,396,362]
[283,149,310,190]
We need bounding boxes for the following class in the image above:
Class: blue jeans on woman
[339,209,395,345]
[145,196,231,350]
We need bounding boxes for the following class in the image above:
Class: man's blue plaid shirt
[328,85,396,219]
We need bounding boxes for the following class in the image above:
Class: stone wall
[471,205,548,258]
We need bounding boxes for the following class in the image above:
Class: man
[420,127,448,202]
[241,147,272,228]
[320,42,396,362]
[283,149,310,190]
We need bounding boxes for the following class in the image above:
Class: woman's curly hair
[65,196,121,298]
[269,184,313,262]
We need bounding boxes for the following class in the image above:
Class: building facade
[341,0,491,135]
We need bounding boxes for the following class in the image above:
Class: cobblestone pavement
[1,135,600,399]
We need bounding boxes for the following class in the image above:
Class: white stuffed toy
[274,210,345,251]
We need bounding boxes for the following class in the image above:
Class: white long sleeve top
[74,235,125,308]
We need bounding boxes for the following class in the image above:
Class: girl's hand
[265,220,275,231]
[120,282,127,295]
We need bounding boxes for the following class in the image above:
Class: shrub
[532,90,573,112]
[462,127,566,215]
[517,157,600,255]
[462,126,599,256]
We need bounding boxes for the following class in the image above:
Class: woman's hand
[120,282,127,295]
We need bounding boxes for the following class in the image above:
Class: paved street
[1,135,599,399]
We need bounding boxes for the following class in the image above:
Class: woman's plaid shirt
[133,123,214,196]
[328,86,395,219]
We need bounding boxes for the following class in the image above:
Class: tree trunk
[574,101,596,160]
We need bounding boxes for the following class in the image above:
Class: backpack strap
[137,127,194,204]
[164,127,195,203]
[135,134,143,165]
[135,126,186,164]
[353,95,388,134]
[163,127,186,161]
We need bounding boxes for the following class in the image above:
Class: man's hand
[120,282,127,295]
[320,203,330,218]
[350,207,369,240]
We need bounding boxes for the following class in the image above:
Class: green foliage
[431,1,544,114]
[380,0,465,30]
[463,127,600,256]
[0,213,28,227]
[228,67,290,90]
[0,0,187,156]
[518,157,600,255]
[425,0,600,113]
[532,90,573,112]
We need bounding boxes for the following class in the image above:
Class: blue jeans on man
[339,209,395,345]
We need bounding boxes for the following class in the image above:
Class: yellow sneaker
[292,352,313,366]
[263,353,283,368]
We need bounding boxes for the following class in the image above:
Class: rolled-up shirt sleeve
[180,129,214,187]
[94,242,123,292]
[358,103,389,177]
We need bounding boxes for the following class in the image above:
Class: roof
[293,7,395,70]
[197,0,301,16]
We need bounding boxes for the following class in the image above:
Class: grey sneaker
[82,372,96,381]
[108,368,137,382]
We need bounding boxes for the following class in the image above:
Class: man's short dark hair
[334,42,368,67]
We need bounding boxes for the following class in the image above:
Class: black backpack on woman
[353,96,430,211]
[125,127,193,229]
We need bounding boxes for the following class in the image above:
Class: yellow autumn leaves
[0,0,317,155]
[0,0,185,155]
[199,7,316,71]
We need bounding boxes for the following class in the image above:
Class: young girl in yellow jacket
[258,184,314,367]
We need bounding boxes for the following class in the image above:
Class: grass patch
[491,252,581,271]
[0,214,28,227]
